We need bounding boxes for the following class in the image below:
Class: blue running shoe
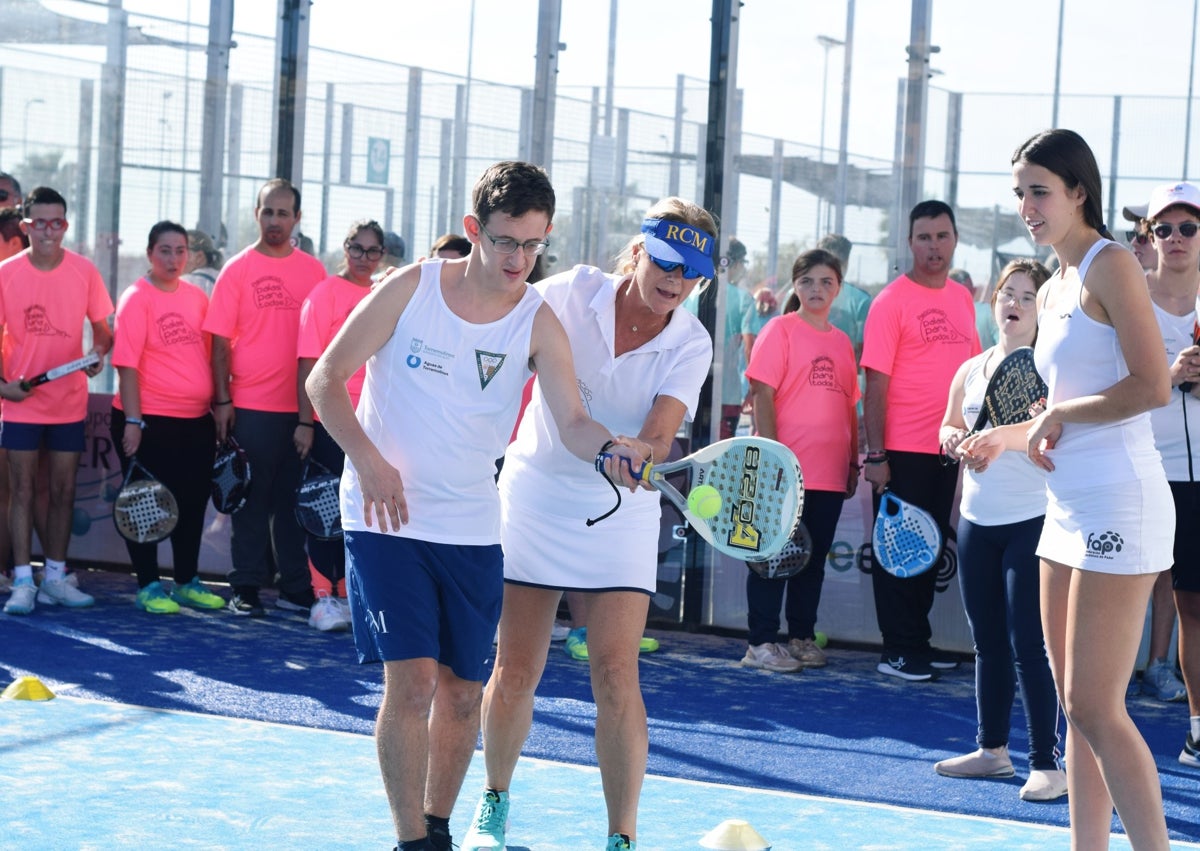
[606,833,636,850]
[564,627,588,661]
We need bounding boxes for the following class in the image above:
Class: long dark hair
[1012,129,1113,239]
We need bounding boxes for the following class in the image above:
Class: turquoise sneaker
[564,627,588,661]
[460,789,509,850]
[606,833,636,850]
[136,581,180,614]
[171,578,225,610]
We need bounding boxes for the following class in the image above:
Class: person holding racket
[109,220,224,614]
[962,129,1173,849]
[203,178,326,618]
[861,200,981,681]
[740,248,859,673]
[0,186,112,616]
[295,218,385,632]
[462,198,714,851]
[1140,181,1200,768]
[307,162,638,851]
[934,258,1066,802]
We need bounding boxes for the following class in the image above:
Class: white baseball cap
[1146,182,1200,220]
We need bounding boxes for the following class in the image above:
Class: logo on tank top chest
[917,308,972,345]
[251,275,301,310]
[157,312,201,346]
[1084,530,1124,560]
[406,337,455,376]
[476,350,507,389]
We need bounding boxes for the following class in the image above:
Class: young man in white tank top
[306,162,639,851]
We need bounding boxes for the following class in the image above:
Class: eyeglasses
[1152,221,1200,240]
[999,288,1037,309]
[23,217,66,232]
[646,254,705,280]
[344,242,385,261]
[477,221,549,256]
[1125,229,1150,245]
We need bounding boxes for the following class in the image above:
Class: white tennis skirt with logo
[1036,474,1175,575]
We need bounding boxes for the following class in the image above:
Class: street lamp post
[816,35,844,237]
[22,98,46,163]
[158,91,172,217]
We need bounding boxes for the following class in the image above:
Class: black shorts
[1169,481,1200,593]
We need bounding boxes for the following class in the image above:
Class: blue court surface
[2,568,1198,849]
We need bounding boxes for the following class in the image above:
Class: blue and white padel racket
[598,436,804,563]
[873,490,942,578]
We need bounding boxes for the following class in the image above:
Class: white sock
[1191,716,1200,741]
[13,564,32,583]
[43,559,66,583]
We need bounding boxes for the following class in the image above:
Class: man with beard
[861,200,980,682]
[203,178,326,616]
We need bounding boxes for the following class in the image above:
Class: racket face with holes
[113,480,179,544]
[212,441,251,514]
[747,521,812,579]
[647,437,803,563]
[974,346,1046,432]
[295,472,343,539]
[873,491,942,578]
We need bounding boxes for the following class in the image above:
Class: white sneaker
[0,572,11,592]
[550,620,571,642]
[740,642,803,673]
[1020,768,1068,801]
[4,579,37,615]
[308,595,350,631]
[36,578,94,608]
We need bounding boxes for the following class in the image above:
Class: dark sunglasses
[1125,229,1150,245]
[647,254,705,280]
[1152,222,1200,240]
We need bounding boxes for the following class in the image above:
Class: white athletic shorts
[1037,475,1175,574]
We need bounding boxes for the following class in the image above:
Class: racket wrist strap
[593,439,616,472]
[125,418,146,429]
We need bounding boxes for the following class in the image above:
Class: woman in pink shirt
[741,249,860,673]
[296,220,384,631]
[110,221,224,614]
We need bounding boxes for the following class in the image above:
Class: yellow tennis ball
[687,484,722,519]
[814,631,828,649]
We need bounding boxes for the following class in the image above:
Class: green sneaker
[171,578,225,610]
[606,833,636,850]
[460,789,509,850]
[136,581,180,614]
[564,627,588,661]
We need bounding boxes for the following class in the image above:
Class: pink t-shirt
[111,278,213,419]
[202,246,325,412]
[0,250,114,424]
[861,274,980,453]
[745,314,859,491]
[297,274,372,411]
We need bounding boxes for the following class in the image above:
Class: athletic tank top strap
[1076,238,1115,282]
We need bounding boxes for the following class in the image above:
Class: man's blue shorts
[345,530,503,681]
[0,420,86,452]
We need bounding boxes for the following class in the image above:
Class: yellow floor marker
[1,675,56,701]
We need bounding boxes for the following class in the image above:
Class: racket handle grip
[1183,381,1195,393]
[595,452,650,481]
[18,379,31,392]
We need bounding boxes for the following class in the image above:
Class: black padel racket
[747,520,813,579]
[295,458,342,540]
[598,436,804,563]
[969,346,1046,434]
[212,436,251,514]
[112,457,179,544]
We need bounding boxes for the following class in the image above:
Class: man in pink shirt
[861,200,980,682]
[0,186,113,615]
[203,179,326,616]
